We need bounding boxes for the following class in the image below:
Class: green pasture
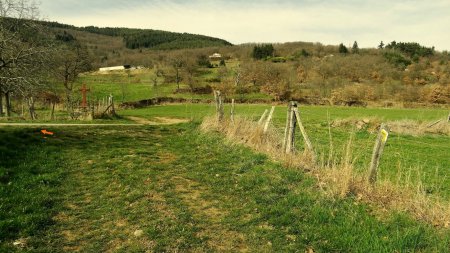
[1,124,449,251]
[120,104,450,199]
[74,68,273,104]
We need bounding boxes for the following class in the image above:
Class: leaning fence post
[368,123,390,185]
[258,109,269,125]
[293,107,314,154]
[263,106,275,133]
[230,99,235,122]
[283,102,293,150]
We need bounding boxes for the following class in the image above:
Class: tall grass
[201,116,450,227]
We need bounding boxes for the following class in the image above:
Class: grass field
[1,70,449,251]
[1,124,449,251]
[73,69,273,104]
[120,104,450,199]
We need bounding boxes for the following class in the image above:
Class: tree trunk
[51,102,56,120]
[0,90,3,116]
[66,91,75,119]
[5,91,11,117]
[27,96,37,120]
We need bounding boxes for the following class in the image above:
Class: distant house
[99,65,131,72]
[209,53,222,60]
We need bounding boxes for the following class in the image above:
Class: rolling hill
[39,20,233,50]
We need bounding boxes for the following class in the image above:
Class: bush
[420,84,450,104]
[331,84,374,106]
[252,44,275,60]
[383,51,412,68]
[338,43,348,54]
[192,85,213,94]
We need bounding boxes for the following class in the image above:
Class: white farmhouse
[209,53,222,59]
[99,65,131,72]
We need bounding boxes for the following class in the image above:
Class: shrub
[420,84,450,104]
[252,44,275,60]
[383,51,412,68]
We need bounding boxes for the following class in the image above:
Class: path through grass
[121,104,450,199]
[1,123,449,251]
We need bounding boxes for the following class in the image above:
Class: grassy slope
[0,124,449,251]
[73,64,273,104]
[120,104,450,199]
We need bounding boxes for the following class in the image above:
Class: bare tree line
[0,0,91,119]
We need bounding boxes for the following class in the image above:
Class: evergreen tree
[378,41,385,49]
[197,54,212,67]
[352,41,359,53]
[300,49,310,57]
[252,44,275,60]
[338,43,348,54]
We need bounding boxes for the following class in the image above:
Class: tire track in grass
[43,127,162,252]
[170,175,249,252]
[44,126,216,252]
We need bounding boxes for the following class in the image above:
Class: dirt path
[0,123,143,127]
[125,116,190,125]
[0,117,189,127]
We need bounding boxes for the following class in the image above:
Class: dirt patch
[171,176,249,251]
[173,176,232,218]
[125,116,189,125]
[146,191,176,219]
[155,151,178,164]
[53,212,73,223]
[154,117,190,124]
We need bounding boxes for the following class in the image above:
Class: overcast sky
[39,0,450,51]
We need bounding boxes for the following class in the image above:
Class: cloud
[39,0,450,50]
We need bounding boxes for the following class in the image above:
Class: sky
[39,0,450,51]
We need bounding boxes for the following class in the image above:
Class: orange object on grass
[41,129,54,135]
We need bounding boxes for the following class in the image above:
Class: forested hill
[38,20,233,50]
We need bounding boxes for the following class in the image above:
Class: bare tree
[150,65,163,97]
[166,54,185,91]
[51,42,91,117]
[0,0,54,118]
[184,57,197,92]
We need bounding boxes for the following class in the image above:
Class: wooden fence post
[283,102,293,150]
[293,107,314,154]
[111,94,116,115]
[258,109,269,125]
[285,102,297,153]
[231,99,235,122]
[214,90,224,122]
[427,119,442,128]
[368,123,390,185]
[263,106,275,133]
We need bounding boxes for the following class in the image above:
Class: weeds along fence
[203,92,450,228]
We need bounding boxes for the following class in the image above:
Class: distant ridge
[38,20,233,50]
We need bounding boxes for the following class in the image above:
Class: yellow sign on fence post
[368,124,390,185]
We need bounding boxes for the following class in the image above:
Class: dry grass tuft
[332,117,449,136]
[201,116,450,227]
[331,117,381,132]
[200,116,316,170]
[388,119,449,136]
